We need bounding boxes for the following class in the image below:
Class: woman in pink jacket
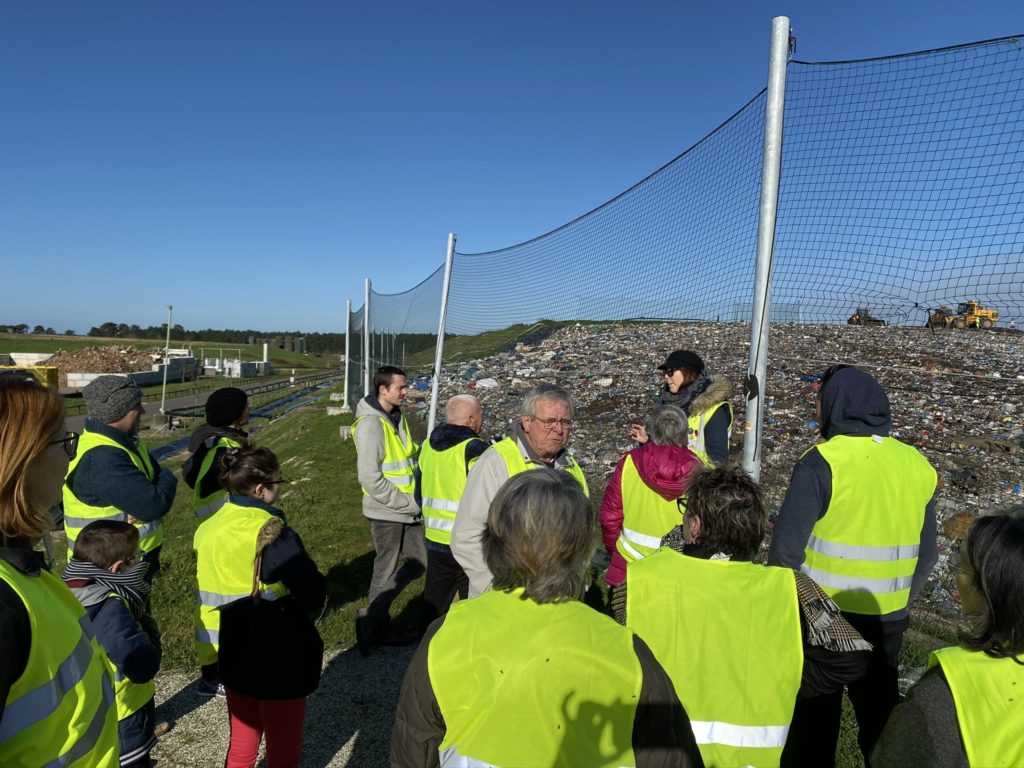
[601,406,702,589]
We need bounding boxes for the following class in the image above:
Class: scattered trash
[427,321,1024,622]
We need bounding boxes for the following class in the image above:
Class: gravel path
[152,645,415,767]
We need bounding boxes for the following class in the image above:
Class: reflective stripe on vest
[615,454,684,564]
[105,594,156,721]
[429,588,641,767]
[627,549,803,768]
[802,435,936,616]
[353,410,417,494]
[193,501,290,666]
[0,561,119,767]
[688,400,733,467]
[63,429,164,553]
[192,436,243,520]
[490,438,589,497]
[930,646,1024,768]
[419,437,482,546]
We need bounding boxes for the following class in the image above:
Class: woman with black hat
[630,349,733,466]
[182,386,250,697]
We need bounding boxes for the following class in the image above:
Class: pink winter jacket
[600,442,702,586]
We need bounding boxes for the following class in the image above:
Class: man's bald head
[445,394,484,434]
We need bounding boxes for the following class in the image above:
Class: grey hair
[520,383,574,419]
[646,405,688,447]
[483,469,594,604]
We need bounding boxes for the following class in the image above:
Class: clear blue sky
[2,1,1021,333]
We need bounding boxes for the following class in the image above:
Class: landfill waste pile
[426,322,1024,624]
[47,345,160,388]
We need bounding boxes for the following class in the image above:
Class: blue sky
[2,1,1022,333]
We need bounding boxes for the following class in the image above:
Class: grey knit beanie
[83,375,143,424]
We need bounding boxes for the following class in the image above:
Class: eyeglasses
[48,431,80,457]
[264,478,290,486]
[531,416,573,430]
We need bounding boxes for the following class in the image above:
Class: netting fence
[346,32,1024,385]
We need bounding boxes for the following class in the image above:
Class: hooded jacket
[767,367,938,622]
[600,442,702,586]
[353,395,421,523]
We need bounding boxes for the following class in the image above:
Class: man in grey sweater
[352,366,427,654]
[451,383,588,597]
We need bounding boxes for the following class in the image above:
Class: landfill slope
[427,322,1024,620]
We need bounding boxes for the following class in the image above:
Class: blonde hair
[0,378,66,542]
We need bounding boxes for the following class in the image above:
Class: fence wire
[354,34,1024,342]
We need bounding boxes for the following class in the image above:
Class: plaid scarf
[63,557,150,619]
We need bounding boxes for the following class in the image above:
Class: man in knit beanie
[182,386,250,697]
[64,375,178,583]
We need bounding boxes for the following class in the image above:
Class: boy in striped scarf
[64,520,163,768]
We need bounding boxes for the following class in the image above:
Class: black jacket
[0,541,41,723]
[216,497,327,700]
[767,367,938,622]
[182,423,248,500]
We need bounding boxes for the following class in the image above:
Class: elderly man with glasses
[451,383,588,597]
[63,375,178,582]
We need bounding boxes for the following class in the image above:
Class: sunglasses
[48,431,80,457]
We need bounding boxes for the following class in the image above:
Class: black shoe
[377,625,419,647]
[355,610,374,657]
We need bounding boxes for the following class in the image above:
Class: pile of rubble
[47,345,161,388]
[426,322,1024,620]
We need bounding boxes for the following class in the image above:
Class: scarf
[659,370,711,415]
[63,557,151,619]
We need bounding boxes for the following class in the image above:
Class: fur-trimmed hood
[689,376,733,416]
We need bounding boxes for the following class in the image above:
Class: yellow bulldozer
[926,300,999,330]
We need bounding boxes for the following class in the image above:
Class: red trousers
[224,689,307,768]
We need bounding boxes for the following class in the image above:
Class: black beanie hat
[205,387,249,427]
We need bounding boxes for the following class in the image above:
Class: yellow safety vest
[353,409,418,495]
[688,400,733,467]
[490,437,589,496]
[193,500,290,666]
[801,435,936,615]
[615,453,685,564]
[419,437,481,546]
[428,588,642,767]
[627,548,803,768]
[930,646,1024,768]
[63,430,164,554]
[101,593,157,722]
[192,436,243,521]
[0,559,119,767]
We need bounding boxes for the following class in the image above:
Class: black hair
[374,366,406,397]
[961,507,1024,659]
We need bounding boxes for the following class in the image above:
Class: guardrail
[163,369,342,419]
[63,369,340,415]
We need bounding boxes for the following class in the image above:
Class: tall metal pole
[427,233,457,434]
[742,16,790,482]
[159,304,173,415]
[363,279,371,397]
[342,299,352,412]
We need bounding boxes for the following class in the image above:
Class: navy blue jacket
[768,368,938,622]
[69,420,178,524]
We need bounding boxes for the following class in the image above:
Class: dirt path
[152,645,415,767]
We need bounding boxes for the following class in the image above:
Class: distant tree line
[2,321,444,357]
